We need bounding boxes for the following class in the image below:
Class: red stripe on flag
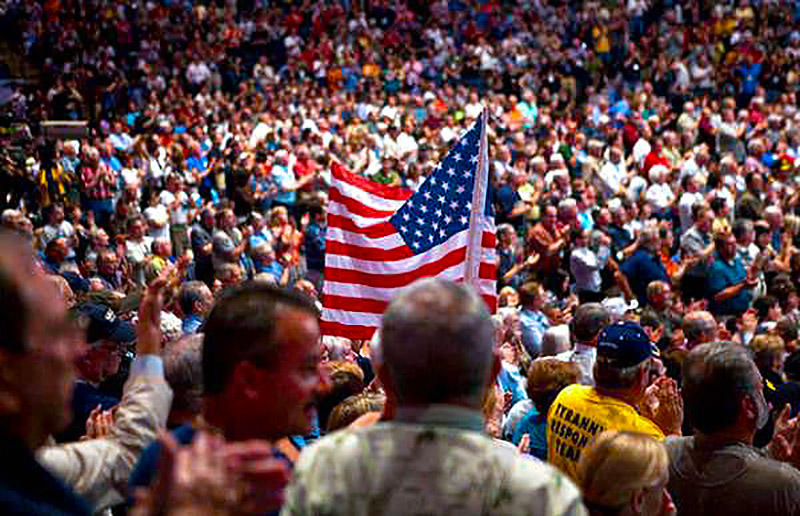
[331,162,413,201]
[479,262,497,280]
[325,247,466,287]
[326,240,414,261]
[323,295,388,314]
[329,187,396,218]
[482,294,498,313]
[481,231,497,248]
[327,215,397,238]
[320,320,377,340]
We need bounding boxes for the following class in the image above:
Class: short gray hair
[163,333,204,416]
[682,342,759,434]
[380,278,494,406]
[541,325,571,356]
[683,311,716,345]
[594,357,649,389]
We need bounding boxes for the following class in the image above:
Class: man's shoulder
[667,436,800,489]
[293,424,583,513]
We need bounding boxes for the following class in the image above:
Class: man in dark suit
[0,231,90,515]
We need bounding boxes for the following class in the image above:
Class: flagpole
[464,107,489,286]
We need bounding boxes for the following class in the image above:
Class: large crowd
[2,0,800,515]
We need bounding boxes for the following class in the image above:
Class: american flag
[321,110,497,340]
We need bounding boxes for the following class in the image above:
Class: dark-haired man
[131,282,327,512]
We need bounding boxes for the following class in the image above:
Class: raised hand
[223,440,291,514]
[132,431,238,516]
[82,405,114,440]
[768,404,800,467]
[137,264,173,355]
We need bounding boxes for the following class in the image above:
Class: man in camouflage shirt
[282,278,586,516]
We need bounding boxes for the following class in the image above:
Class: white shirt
[645,183,675,212]
[598,159,628,198]
[159,190,190,225]
[186,62,211,85]
[632,138,652,166]
[678,191,704,230]
[556,343,597,385]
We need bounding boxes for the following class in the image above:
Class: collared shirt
[529,222,562,274]
[708,253,751,316]
[570,245,610,293]
[182,314,203,335]
[556,343,597,385]
[282,405,586,516]
[680,226,709,258]
[621,249,669,306]
[520,308,549,358]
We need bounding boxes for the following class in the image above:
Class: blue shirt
[621,249,669,307]
[129,425,296,516]
[497,362,528,409]
[272,165,297,206]
[256,261,284,278]
[708,253,751,316]
[249,230,272,250]
[186,155,208,173]
[182,314,204,334]
[303,222,326,272]
[512,406,548,461]
[520,308,549,358]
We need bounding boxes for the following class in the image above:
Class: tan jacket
[37,358,173,512]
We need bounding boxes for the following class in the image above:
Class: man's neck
[693,428,754,449]
[595,386,641,408]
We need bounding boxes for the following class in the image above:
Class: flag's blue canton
[389,118,489,254]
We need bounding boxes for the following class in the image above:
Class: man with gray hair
[682,311,717,350]
[548,321,683,480]
[666,342,800,515]
[282,278,585,516]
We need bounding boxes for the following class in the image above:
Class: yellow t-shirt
[547,384,664,480]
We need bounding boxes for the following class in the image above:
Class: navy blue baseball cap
[76,303,136,344]
[597,321,659,368]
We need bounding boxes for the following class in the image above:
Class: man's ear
[0,352,22,415]
[490,351,502,385]
[481,352,503,399]
[230,361,265,402]
[631,488,646,515]
[376,364,396,420]
[741,393,758,423]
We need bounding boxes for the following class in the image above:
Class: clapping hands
[642,375,684,436]
[132,431,291,516]
[768,404,800,467]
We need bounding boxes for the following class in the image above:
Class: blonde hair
[785,214,800,236]
[578,430,669,513]
[750,334,785,373]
